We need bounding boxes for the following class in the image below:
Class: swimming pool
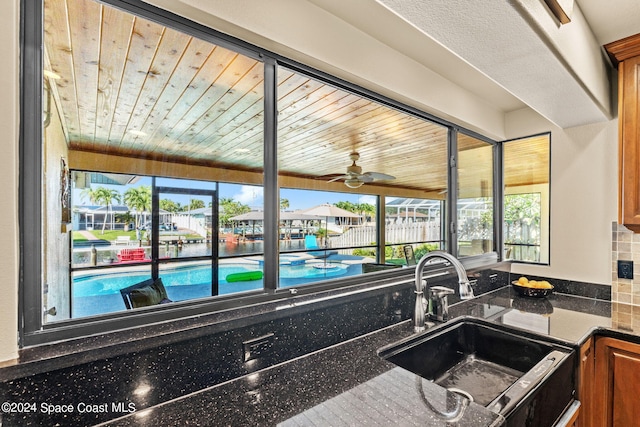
[70,260,363,318]
[72,262,352,298]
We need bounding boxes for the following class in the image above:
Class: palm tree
[335,201,357,212]
[120,211,135,231]
[185,199,205,211]
[219,198,251,228]
[81,186,122,234]
[335,201,374,225]
[356,203,376,224]
[160,199,181,213]
[280,198,289,211]
[123,186,151,229]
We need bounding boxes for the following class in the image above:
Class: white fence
[171,214,208,237]
[330,222,441,248]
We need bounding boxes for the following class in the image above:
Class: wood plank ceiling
[43,0,547,197]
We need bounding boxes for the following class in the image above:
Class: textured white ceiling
[306,0,525,113]
[376,0,612,128]
[577,0,640,45]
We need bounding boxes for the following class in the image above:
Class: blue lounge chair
[305,235,320,250]
[305,235,338,259]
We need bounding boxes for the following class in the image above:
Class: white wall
[0,0,19,364]
[44,99,71,321]
[506,108,618,284]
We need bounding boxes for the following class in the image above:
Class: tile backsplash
[612,222,640,305]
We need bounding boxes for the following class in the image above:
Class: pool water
[71,262,361,318]
[73,263,352,297]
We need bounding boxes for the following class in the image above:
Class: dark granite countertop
[100,322,504,427]
[98,285,622,427]
[6,276,637,427]
[450,286,613,345]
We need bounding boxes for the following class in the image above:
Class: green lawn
[73,230,136,242]
[72,232,88,242]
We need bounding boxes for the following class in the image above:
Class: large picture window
[42,0,264,322]
[276,66,451,275]
[21,0,531,344]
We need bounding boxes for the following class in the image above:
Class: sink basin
[378,317,575,423]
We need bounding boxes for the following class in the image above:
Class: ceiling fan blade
[327,174,350,182]
[359,174,375,183]
[363,171,396,181]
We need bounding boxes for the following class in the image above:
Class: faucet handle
[428,286,455,322]
[429,286,455,297]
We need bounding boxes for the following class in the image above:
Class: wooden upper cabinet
[606,34,640,232]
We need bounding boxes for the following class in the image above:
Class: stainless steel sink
[378,317,576,425]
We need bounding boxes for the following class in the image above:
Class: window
[41,0,264,323]
[456,133,495,257]
[21,0,506,344]
[276,66,452,278]
[70,174,270,318]
[503,133,550,264]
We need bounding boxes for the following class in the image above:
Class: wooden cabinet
[576,337,594,427]
[605,34,640,232]
[591,336,640,427]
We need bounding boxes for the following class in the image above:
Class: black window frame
[19,0,503,347]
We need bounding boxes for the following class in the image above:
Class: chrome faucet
[413,251,474,332]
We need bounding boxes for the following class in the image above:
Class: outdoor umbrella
[298,204,361,243]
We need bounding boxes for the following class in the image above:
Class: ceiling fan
[328,152,396,188]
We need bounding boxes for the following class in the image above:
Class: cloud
[358,195,377,205]
[235,185,264,207]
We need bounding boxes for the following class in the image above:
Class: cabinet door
[593,337,640,426]
[577,338,593,427]
[620,56,640,230]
